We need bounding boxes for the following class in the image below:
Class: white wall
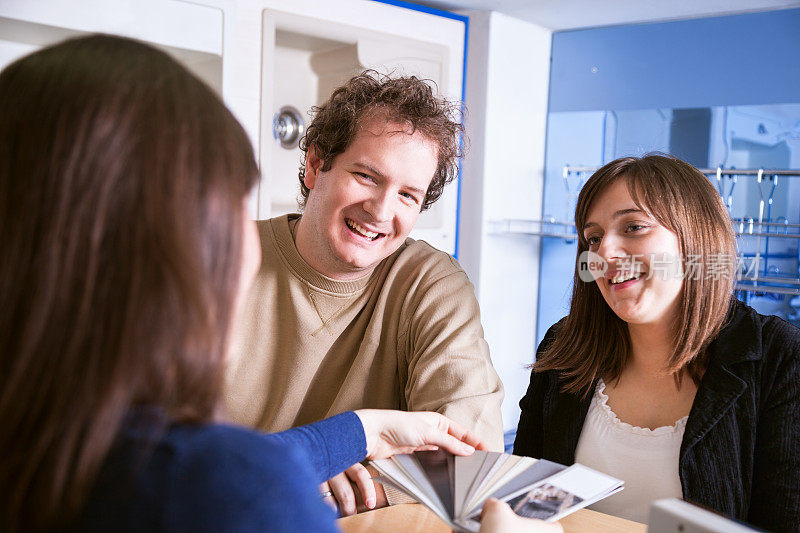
[459,11,552,432]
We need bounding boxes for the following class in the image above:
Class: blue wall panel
[549,9,800,112]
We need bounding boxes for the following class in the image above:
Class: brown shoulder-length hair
[535,154,736,397]
[0,35,258,530]
[298,69,465,211]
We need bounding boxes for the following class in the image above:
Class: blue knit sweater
[74,410,366,532]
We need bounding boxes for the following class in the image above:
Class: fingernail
[366,497,375,509]
[462,443,474,453]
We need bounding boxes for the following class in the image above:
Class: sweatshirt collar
[270,214,374,295]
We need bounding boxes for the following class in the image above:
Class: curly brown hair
[298,70,464,211]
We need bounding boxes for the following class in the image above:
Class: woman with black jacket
[515,154,800,531]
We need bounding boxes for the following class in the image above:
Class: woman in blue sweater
[0,35,559,533]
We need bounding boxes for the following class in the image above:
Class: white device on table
[648,498,763,532]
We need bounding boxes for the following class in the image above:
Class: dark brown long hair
[0,35,258,529]
[298,70,465,211]
[535,154,736,396]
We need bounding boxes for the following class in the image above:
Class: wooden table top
[338,503,647,533]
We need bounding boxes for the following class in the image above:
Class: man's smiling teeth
[346,218,380,240]
[610,272,642,284]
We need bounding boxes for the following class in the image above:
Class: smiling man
[225,72,503,513]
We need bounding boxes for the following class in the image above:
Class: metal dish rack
[488,166,800,302]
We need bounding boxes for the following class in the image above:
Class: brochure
[371,450,623,532]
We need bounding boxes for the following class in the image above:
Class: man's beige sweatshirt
[225,215,504,452]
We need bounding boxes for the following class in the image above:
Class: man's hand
[321,409,485,516]
[319,463,388,516]
[353,409,487,460]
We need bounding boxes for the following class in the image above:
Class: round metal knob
[272,105,304,149]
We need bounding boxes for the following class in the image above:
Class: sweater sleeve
[167,425,344,532]
[262,411,367,483]
[513,322,561,458]
[514,370,547,459]
[748,320,800,531]
[401,266,504,453]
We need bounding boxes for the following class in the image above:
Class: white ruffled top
[574,379,686,524]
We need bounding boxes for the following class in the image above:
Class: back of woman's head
[0,35,258,529]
